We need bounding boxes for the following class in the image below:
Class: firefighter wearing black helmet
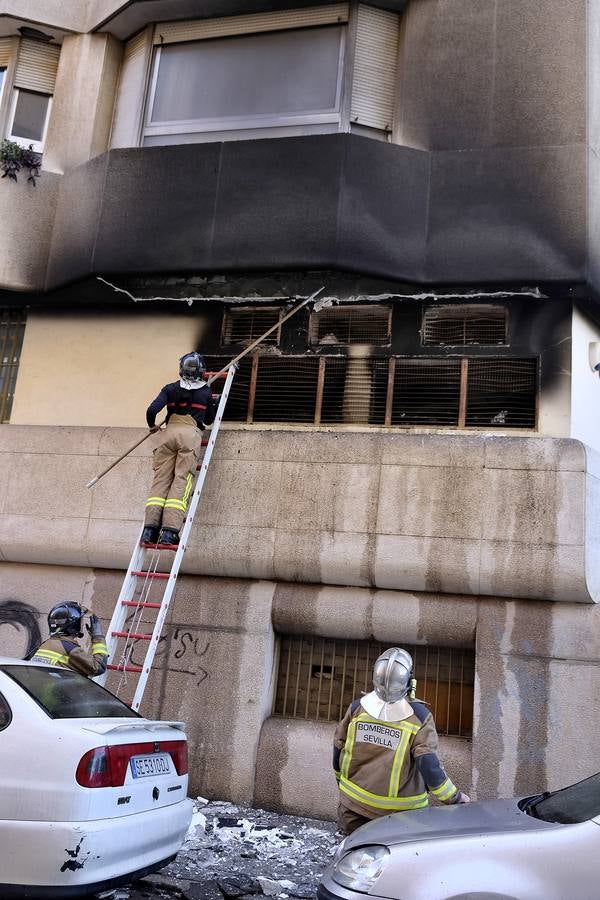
[141,352,216,546]
[30,602,108,677]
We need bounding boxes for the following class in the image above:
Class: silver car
[319,772,600,900]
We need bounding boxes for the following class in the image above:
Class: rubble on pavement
[98,800,339,900]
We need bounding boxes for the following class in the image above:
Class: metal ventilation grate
[392,359,462,426]
[222,307,282,346]
[273,636,474,737]
[205,355,537,429]
[0,309,26,423]
[422,304,508,346]
[465,358,537,428]
[309,305,391,346]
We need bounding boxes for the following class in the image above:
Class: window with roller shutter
[6,39,60,152]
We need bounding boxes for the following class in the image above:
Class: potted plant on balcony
[0,140,41,185]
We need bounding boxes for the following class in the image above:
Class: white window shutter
[111,28,152,148]
[14,39,60,94]
[0,37,14,68]
[351,5,400,132]
[153,3,349,44]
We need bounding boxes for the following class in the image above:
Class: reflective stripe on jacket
[31,635,108,677]
[334,699,459,818]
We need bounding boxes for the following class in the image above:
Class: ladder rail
[97,365,235,702]
[126,364,236,711]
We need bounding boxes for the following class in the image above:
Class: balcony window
[143,25,345,144]
[8,89,51,152]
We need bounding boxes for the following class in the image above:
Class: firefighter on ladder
[31,602,108,677]
[333,647,470,834]
[141,352,216,547]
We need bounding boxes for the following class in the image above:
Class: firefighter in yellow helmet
[31,602,108,677]
[333,647,469,834]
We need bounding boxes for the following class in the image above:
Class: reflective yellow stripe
[339,775,428,810]
[164,499,186,510]
[32,649,69,666]
[341,718,358,780]
[92,642,108,656]
[182,473,193,508]
[146,498,166,507]
[389,727,413,797]
[431,776,457,801]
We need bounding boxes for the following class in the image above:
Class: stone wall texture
[0,426,598,603]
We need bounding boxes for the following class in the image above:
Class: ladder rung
[112,631,153,640]
[121,600,162,609]
[141,542,179,550]
[107,663,143,673]
[131,571,170,579]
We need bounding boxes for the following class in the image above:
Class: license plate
[130,754,172,778]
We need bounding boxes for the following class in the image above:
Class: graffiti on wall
[0,599,42,659]
[126,623,211,686]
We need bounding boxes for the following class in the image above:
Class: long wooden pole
[85,286,324,488]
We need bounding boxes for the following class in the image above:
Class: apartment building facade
[0,0,599,816]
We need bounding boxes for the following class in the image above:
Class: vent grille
[392,359,461,426]
[0,309,26,423]
[422,305,508,346]
[309,305,391,345]
[465,359,537,428]
[222,308,282,346]
[206,355,537,429]
[273,636,474,737]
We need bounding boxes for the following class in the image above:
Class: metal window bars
[0,309,26,423]
[422,304,508,346]
[205,354,537,429]
[273,636,475,738]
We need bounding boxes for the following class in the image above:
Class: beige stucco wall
[1,562,598,817]
[10,311,211,427]
[0,425,598,603]
[570,306,600,452]
[0,175,60,292]
[0,1,91,33]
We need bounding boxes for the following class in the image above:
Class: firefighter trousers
[144,415,201,532]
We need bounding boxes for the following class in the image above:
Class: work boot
[159,528,179,546]
[141,525,160,545]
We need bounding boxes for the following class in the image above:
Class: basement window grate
[422,304,508,346]
[205,355,537,430]
[0,308,26,423]
[221,307,282,346]
[465,358,537,428]
[273,636,474,737]
[309,305,391,346]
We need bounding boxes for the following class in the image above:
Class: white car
[0,657,193,898]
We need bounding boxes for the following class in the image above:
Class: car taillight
[76,746,112,788]
[76,740,188,787]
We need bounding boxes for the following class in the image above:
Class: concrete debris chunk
[217,875,261,897]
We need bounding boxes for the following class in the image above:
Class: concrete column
[43,33,122,174]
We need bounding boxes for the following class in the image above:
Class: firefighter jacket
[31,634,109,677]
[333,698,460,818]
[146,381,216,430]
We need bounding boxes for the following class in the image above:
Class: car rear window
[1,666,140,719]
[524,772,600,824]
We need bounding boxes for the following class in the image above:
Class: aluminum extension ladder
[96,365,236,712]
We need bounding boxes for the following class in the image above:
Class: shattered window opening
[273,636,475,737]
[222,307,282,346]
[309,305,392,346]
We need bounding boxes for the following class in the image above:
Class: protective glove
[86,614,104,639]
[149,425,161,434]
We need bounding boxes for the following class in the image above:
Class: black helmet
[48,601,84,637]
[179,352,206,380]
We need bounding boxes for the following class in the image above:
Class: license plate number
[130,754,171,778]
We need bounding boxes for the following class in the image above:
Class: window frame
[7,87,52,153]
[0,67,7,108]
[143,25,347,142]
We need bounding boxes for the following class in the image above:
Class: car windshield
[1,665,140,719]
[522,772,600,824]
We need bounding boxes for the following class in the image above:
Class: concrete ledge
[0,426,597,602]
